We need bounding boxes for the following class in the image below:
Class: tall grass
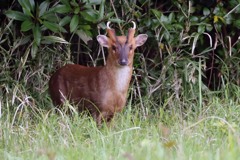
[1,90,240,159]
[1,48,240,159]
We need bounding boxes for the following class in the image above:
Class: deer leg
[92,111,114,127]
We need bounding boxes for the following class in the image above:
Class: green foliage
[4,0,113,58]
[130,0,240,104]
[1,0,240,119]
[5,0,68,58]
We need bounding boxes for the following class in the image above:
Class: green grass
[1,95,240,160]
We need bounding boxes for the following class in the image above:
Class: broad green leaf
[81,30,92,37]
[52,5,71,14]
[32,24,41,46]
[31,42,38,58]
[206,24,213,31]
[197,25,205,33]
[190,16,198,22]
[76,30,92,44]
[168,12,175,22]
[29,0,35,12]
[59,27,67,33]
[173,24,184,30]
[74,7,80,14]
[41,36,70,44]
[41,12,58,22]
[70,15,79,32]
[98,0,105,20]
[39,1,49,17]
[18,0,33,16]
[163,31,170,40]
[19,0,35,12]
[42,21,60,32]
[160,14,169,23]
[70,1,79,7]
[59,16,71,26]
[5,10,29,21]
[203,8,210,16]
[151,9,162,19]
[21,20,33,31]
[60,0,71,7]
[105,12,114,19]
[18,0,29,10]
[80,10,98,22]
[79,25,91,30]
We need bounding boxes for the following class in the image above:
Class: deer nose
[119,59,128,66]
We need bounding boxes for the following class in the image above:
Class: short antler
[106,21,117,42]
[131,21,136,29]
[107,21,111,29]
[126,21,136,43]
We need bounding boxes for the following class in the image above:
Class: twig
[133,69,147,119]
[182,116,236,134]
[110,0,124,35]
[111,127,141,135]
[224,3,240,18]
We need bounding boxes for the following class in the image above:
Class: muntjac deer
[49,21,148,125]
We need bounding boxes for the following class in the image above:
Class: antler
[106,21,136,43]
[131,21,136,29]
[107,21,111,29]
[126,21,136,43]
[106,21,117,42]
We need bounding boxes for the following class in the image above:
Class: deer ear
[97,35,109,48]
[135,34,148,47]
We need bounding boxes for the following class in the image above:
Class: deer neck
[105,60,133,93]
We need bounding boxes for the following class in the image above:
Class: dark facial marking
[117,43,130,66]
[112,32,133,66]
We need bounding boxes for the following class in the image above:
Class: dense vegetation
[0,0,240,159]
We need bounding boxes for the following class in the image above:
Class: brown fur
[49,25,148,125]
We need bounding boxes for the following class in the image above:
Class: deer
[49,21,148,125]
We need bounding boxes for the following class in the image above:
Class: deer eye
[129,45,133,50]
[112,45,116,51]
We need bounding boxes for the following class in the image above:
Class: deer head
[97,21,148,67]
